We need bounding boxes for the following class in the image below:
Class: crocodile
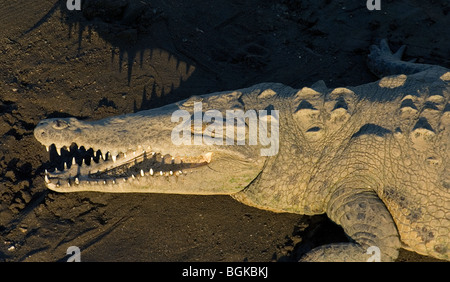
[34,40,449,261]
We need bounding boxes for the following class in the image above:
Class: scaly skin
[34,40,450,261]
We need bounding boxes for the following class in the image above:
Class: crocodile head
[34,89,273,194]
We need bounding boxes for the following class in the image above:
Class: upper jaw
[40,140,263,194]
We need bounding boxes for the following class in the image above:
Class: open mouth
[43,143,213,188]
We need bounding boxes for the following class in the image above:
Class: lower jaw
[44,159,212,190]
[43,165,224,194]
[45,169,186,192]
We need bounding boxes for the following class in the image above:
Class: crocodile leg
[300,188,401,262]
[367,39,437,77]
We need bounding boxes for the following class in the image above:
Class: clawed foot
[369,39,416,63]
[367,38,433,77]
[299,243,385,262]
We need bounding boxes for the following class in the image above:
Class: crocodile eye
[52,120,69,129]
[180,95,203,108]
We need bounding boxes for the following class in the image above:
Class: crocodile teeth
[204,152,213,163]
[42,143,209,185]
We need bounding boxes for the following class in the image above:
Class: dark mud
[0,0,448,261]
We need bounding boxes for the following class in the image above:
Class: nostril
[52,119,69,129]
